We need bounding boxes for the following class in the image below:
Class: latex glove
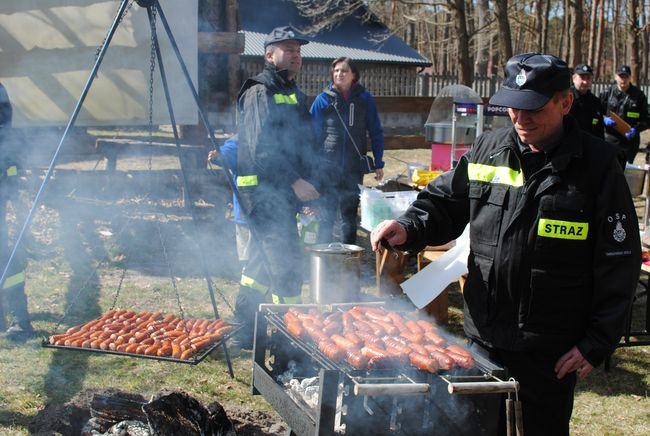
[625,127,637,140]
[603,116,616,127]
[291,178,320,202]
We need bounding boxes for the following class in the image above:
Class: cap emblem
[515,70,527,87]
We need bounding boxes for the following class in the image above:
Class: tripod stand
[0,0,238,376]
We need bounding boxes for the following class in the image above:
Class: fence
[240,59,650,99]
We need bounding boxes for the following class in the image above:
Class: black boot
[4,286,33,340]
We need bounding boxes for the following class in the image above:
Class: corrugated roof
[242,31,430,65]
[239,0,431,67]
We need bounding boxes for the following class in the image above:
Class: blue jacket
[219,135,245,225]
[310,83,384,190]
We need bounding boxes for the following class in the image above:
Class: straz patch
[537,218,588,240]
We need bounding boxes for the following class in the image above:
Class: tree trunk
[588,0,599,66]
[493,0,513,66]
[626,0,639,83]
[452,0,472,85]
[474,0,490,76]
[567,0,584,67]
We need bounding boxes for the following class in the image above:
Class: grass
[1,144,649,434]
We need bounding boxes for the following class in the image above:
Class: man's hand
[625,127,637,140]
[291,178,320,202]
[374,168,384,181]
[370,220,407,251]
[207,149,218,164]
[554,346,594,380]
[603,116,616,127]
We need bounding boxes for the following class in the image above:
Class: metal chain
[109,264,128,311]
[155,219,185,320]
[147,5,157,171]
[95,0,135,63]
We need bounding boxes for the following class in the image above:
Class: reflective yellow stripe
[468,163,524,187]
[237,175,258,187]
[2,271,25,289]
[537,218,588,240]
[6,165,17,177]
[240,274,268,294]
[626,112,640,119]
[591,118,598,125]
[271,294,301,304]
[273,93,298,105]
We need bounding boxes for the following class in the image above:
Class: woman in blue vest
[310,57,385,244]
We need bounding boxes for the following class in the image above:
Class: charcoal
[142,390,235,436]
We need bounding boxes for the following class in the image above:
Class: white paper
[401,225,470,309]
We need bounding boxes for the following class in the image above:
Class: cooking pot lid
[309,242,364,254]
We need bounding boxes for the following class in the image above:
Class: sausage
[404,320,424,335]
[399,331,424,344]
[416,319,436,332]
[322,321,342,336]
[346,307,367,321]
[428,350,455,371]
[286,321,305,338]
[382,337,413,355]
[144,344,160,355]
[407,342,429,356]
[424,330,446,345]
[190,338,214,352]
[345,350,369,369]
[359,308,393,324]
[171,342,182,359]
[124,343,139,354]
[372,319,399,336]
[318,340,344,362]
[330,334,360,351]
[352,320,374,334]
[341,312,355,331]
[445,345,475,369]
[323,312,342,325]
[364,320,386,337]
[303,321,329,343]
[342,331,364,349]
[180,348,194,360]
[360,344,389,360]
[409,352,440,373]
[157,344,173,357]
[354,330,383,346]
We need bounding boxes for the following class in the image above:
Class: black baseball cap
[574,64,593,75]
[264,26,309,49]
[489,53,571,111]
[616,65,631,76]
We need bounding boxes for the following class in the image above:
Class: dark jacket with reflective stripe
[599,84,649,145]
[236,63,316,214]
[569,87,604,139]
[397,117,639,366]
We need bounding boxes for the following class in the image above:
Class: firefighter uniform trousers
[235,200,303,340]
[1,164,29,330]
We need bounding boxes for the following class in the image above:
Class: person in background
[208,135,250,267]
[599,64,649,164]
[310,57,385,244]
[233,26,319,349]
[569,64,604,139]
[371,53,639,435]
[0,82,33,339]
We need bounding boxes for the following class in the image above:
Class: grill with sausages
[252,303,520,435]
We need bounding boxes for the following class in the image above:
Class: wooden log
[197,32,245,54]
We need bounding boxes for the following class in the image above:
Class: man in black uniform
[599,64,649,163]
[569,63,604,138]
[0,82,32,339]
[371,53,639,435]
[233,26,319,348]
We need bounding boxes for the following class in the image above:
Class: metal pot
[624,163,646,197]
[309,243,364,304]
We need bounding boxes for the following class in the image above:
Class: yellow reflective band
[237,175,258,187]
[626,112,640,119]
[537,218,588,240]
[2,271,25,289]
[468,163,524,187]
[273,93,298,105]
[271,294,301,304]
[6,165,17,177]
[591,118,598,125]
[240,274,268,294]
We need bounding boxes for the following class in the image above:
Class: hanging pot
[308,243,364,304]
